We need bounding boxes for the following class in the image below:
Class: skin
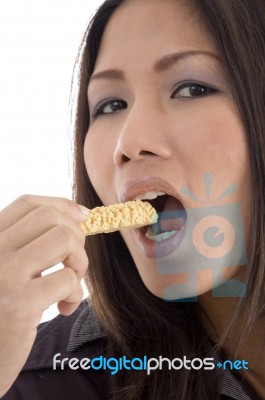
[0,195,89,396]
[85,0,265,397]
[85,0,251,298]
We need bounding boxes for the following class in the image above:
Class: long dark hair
[71,0,265,398]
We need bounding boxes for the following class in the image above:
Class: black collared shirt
[2,302,257,400]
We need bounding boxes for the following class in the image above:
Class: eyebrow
[89,50,220,85]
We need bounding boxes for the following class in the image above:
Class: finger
[3,205,85,250]
[57,293,84,316]
[14,225,88,279]
[29,267,84,314]
[0,194,89,233]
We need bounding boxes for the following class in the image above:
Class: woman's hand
[0,195,89,396]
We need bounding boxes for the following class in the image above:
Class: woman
[1,0,265,399]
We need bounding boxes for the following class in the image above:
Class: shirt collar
[67,303,107,352]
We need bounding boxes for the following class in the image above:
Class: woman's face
[84,0,251,300]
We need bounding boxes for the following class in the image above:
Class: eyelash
[91,82,217,119]
[171,81,217,99]
[92,98,127,119]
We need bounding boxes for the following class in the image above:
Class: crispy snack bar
[79,199,158,235]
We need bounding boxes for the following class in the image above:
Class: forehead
[94,0,218,71]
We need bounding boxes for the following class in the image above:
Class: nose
[113,102,172,166]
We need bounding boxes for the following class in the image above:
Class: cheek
[83,132,115,204]
[174,105,251,246]
[171,103,251,197]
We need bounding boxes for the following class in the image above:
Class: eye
[92,98,127,118]
[171,82,217,99]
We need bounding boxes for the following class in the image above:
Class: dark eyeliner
[171,81,218,99]
[92,98,127,119]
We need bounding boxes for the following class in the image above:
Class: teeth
[145,229,178,242]
[134,191,165,200]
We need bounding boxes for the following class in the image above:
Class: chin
[138,266,238,302]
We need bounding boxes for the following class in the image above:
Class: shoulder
[2,301,109,400]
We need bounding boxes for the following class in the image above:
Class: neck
[199,291,265,399]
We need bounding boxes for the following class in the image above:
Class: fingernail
[78,204,90,216]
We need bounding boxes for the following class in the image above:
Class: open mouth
[136,192,187,243]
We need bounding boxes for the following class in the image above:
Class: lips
[119,176,181,203]
[119,176,187,257]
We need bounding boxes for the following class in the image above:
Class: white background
[0,0,104,322]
